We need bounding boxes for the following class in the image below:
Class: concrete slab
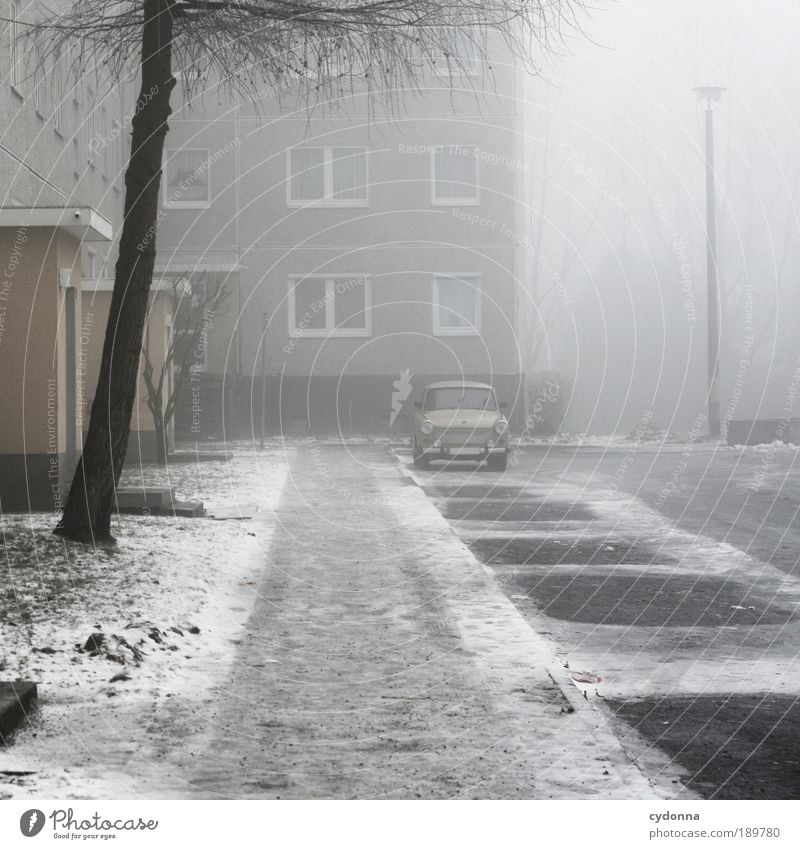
[115,487,175,510]
[116,499,205,518]
[167,452,233,463]
[172,501,206,518]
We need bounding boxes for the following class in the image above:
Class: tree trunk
[55,0,175,542]
[154,412,168,466]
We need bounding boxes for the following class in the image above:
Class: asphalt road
[404,442,800,799]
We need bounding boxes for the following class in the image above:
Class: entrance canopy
[0,206,113,241]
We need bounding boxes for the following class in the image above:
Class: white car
[412,381,509,470]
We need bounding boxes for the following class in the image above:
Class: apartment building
[159,45,527,439]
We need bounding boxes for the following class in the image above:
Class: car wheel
[488,451,507,472]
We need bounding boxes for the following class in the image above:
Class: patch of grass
[1,519,111,624]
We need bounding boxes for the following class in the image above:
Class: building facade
[159,49,528,440]
[0,6,166,512]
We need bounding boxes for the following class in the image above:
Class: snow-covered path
[3,443,672,799]
[182,445,664,799]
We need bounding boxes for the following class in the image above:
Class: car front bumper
[419,434,507,460]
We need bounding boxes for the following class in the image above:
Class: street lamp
[693,84,726,439]
[260,311,267,450]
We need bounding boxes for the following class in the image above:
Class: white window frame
[83,247,97,280]
[168,276,211,373]
[9,0,21,96]
[52,47,64,136]
[433,273,481,336]
[162,147,211,209]
[431,145,480,206]
[101,105,110,178]
[32,36,45,118]
[86,88,97,167]
[113,98,127,190]
[286,146,369,208]
[288,274,371,338]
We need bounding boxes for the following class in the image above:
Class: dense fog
[522,0,800,438]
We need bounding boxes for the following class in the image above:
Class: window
[433,274,480,335]
[52,49,64,135]
[81,247,109,280]
[114,97,129,189]
[87,89,97,167]
[425,386,496,411]
[288,275,370,337]
[101,105,110,177]
[288,146,367,206]
[9,0,21,94]
[32,37,44,117]
[112,109,121,186]
[171,277,211,372]
[163,148,211,207]
[81,248,97,280]
[432,146,479,205]
[174,330,208,372]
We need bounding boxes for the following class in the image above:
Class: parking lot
[400,442,800,799]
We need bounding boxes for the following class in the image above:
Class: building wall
[0,227,81,511]
[246,372,525,437]
[160,49,526,438]
[79,288,172,463]
[0,7,131,510]
[0,8,126,227]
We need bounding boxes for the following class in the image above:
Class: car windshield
[425,387,497,411]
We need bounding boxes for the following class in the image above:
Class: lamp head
[692,85,726,107]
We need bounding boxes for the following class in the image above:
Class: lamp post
[260,312,267,450]
[693,84,726,439]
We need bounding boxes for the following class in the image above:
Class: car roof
[423,381,494,391]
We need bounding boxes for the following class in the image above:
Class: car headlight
[494,419,508,435]
[420,420,434,435]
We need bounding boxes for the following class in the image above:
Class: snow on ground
[729,440,800,453]
[522,431,800,453]
[0,445,291,798]
[387,466,674,798]
[515,431,694,449]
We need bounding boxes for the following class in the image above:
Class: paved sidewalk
[182,446,668,799]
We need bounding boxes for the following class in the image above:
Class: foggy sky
[523,0,800,437]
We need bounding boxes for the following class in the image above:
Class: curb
[387,446,421,487]
[387,446,612,720]
[0,681,38,743]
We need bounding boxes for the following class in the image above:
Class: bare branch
[26,1,588,105]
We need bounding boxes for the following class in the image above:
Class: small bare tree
[141,272,229,465]
[30,0,587,542]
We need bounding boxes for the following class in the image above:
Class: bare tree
[141,272,229,465]
[29,0,587,542]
